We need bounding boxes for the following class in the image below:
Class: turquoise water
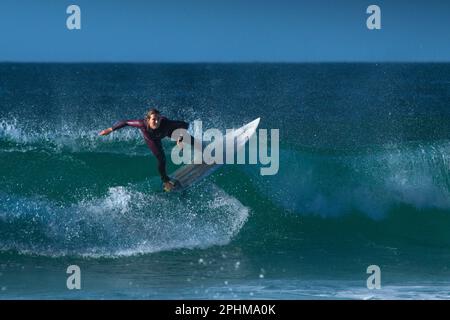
[0,63,449,299]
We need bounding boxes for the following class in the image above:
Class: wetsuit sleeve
[111,120,143,131]
[165,119,195,145]
[165,119,189,135]
[144,139,170,183]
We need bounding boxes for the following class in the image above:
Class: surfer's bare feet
[163,181,175,192]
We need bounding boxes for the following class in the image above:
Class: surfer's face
[147,114,160,129]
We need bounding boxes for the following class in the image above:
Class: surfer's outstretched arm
[111,120,144,131]
[99,120,144,135]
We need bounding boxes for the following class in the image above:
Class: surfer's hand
[99,128,113,136]
[177,136,184,149]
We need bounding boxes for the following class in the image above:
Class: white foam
[0,182,250,258]
[203,279,450,300]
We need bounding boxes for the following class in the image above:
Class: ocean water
[0,63,449,299]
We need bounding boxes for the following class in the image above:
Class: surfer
[99,108,194,192]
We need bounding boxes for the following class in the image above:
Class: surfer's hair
[146,108,160,120]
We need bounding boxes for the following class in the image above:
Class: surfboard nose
[251,117,261,126]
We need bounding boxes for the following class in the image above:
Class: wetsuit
[111,117,193,182]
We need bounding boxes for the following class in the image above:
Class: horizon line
[1,60,450,64]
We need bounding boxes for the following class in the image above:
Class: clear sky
[0,0,449,62]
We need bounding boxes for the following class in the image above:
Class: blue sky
[0,0,449,62]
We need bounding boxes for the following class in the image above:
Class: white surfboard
[165,118,260,192]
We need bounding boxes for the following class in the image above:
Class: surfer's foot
[163,181,175,192]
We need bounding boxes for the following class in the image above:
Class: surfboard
[164,118,260,192]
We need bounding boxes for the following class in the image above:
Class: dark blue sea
[0,63,449,299]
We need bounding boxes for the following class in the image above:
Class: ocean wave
[0,183,250,258]
[246,140,450,219]
[2,114,450,224]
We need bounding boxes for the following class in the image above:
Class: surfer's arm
[99,120,143,136]
[166,119,195,146]
[111,120,143,131]
[176,134,196,148]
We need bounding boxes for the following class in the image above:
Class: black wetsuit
[111,117,193,182]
